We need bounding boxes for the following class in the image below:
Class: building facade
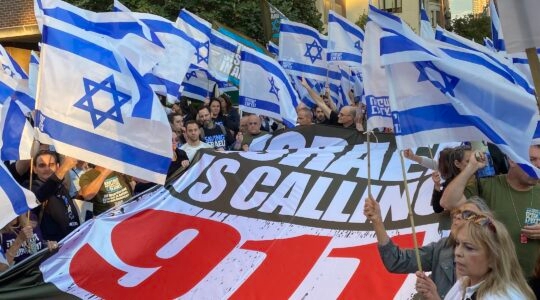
[472,0,489,16]
[0,0,39,72]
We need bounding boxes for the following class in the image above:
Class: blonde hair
[462,218,535,299]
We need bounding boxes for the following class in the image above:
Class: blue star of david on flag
[304,39,323,64]
[354,40,361,50]
[196,41,209,64]
[185,70,198,80]
[414,61,459,97]
[268,77,280,100]
[73,75,131,128]
[2,64,14,77]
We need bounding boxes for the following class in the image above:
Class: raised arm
[79,166,112,200]
[440,150,485,210]
[300,77,332,119]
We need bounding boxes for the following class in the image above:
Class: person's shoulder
[201,142,213,148]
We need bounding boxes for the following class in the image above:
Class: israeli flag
[489,0,505,52]
[240,47,298,128]
[0,45,35,110]
[327,10,364,67]
[28,51,39,98]
[114,2,197,102]
[209,29,240,83]
[483,37,496,52]
[0,162,38,230]
[362,21,393,130]
[1,99,34,161]
[180,69,213,101]
[420,1,435,39]
[176,9,211,73]
[267,41,279,57]
[328,66,352,109]
[37,2,172,184]
[350,67,364,103]
[279,20,328,82]
[0,46,34,161]
[435,26,534,95]
[370,5,540,178]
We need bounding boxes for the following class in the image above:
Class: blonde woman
[418,214,535,299]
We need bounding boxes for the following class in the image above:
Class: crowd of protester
[2,88,540,300]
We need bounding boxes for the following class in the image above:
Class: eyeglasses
[469,215,497,233]
[248,122,259,125]
[451,209,478,220]
[338,113,351,117]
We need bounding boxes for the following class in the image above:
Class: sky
[450,0,472,18]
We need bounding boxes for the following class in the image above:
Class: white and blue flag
[240,47,298,127]
[180,69,213,101]
[0,45,35,160]
[37,0,172,184]
[327,10,364,67]
[209,29,240,83]
[28,51,39,98]
[489,0,505,52]
[362,21,393,130]
[0,162,38,230]
[370,5,540,178]
[113,1,197,102]
[267,40,279,58]
[176,9,211,73]
[435,26,534,95]
[420,1,434,39]
[279,20,328,82]
[0,45,35,110]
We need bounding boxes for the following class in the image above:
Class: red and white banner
[39,128,446,299]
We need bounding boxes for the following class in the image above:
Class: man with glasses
[441,145,540,276]
[29,150,80,242]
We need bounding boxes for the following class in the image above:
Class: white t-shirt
[445,278,528,300]
[180,142,213,162]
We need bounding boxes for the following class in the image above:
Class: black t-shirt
[30,175,80,241]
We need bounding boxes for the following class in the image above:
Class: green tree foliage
[64,0,322,44]
[355,11,368,30]
[451,14,491,43]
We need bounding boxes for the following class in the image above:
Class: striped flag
[0,163,38,230]
[327,10,364,67]
[419,1,434,39]
[36,0,172,184]
[113,0,197,102]
[176,9,211,72]
[362,21,393,130]
[489,0,505,51]
[370,4,540,178]
[240,47,298,127]
[279,20,327,82]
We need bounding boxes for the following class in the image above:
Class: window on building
[378,0,402,13]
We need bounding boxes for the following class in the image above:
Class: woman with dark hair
[209,98,230,128]
[218,94,240,133]
[431,145,472,213]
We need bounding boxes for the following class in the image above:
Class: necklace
[506,177,534,243]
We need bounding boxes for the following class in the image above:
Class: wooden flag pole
[366,131,372,198]
[526,47,540,112]
[399,150,423,272]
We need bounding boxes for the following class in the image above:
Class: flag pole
[526,47,540,112]
[399,150,423,272]
[366,131,372,198]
